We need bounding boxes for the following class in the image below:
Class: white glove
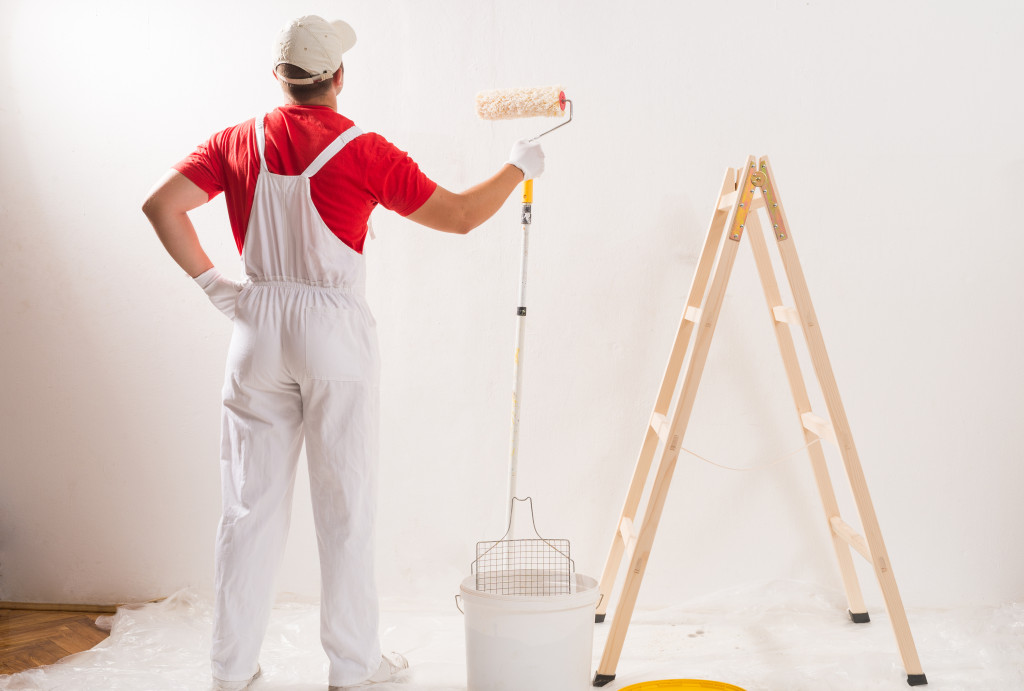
[506,138,545,181]
[193,267,243,320]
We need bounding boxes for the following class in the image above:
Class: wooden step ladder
[592,157,927,687]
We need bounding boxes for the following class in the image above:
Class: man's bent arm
[406,164,525,235]
[142,171,216,277]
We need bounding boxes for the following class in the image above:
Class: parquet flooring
[0,609,110,675]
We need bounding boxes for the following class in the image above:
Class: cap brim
[331,20,357,54]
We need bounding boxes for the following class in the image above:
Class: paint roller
[475,85,573,138]
[474,85,573,536]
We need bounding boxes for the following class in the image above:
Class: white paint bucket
[458,573,599,691]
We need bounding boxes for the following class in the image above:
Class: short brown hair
[276,63,340,102]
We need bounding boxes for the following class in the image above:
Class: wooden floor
[0,609,111,675]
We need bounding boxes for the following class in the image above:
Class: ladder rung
[772,305,800,324]
[649,412,670,440]
[830,516,870,560]
[802,412,838,446]
[684,306,702,323]
[619,516,638,550]
[619,516,639,565]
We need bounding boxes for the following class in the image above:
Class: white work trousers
[211,116,382,687]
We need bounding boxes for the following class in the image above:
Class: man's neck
[285,98,337,110]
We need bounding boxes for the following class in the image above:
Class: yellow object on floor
[620,681,747,691]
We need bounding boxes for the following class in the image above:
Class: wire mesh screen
[474,538,573,595]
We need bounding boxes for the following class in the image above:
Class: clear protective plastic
[1,581,1021,690]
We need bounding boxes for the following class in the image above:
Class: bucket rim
[459,573,598,605]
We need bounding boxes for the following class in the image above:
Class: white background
[1,0,1021,616]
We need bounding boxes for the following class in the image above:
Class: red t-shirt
[174,105,437,254]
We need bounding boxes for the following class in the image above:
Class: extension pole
[506,179,533,539]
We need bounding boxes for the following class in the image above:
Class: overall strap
[302,125,364,177]
[254,114,269,171]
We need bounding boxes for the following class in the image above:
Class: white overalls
[212,114,382,687]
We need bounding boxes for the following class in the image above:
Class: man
[142,15,543,691]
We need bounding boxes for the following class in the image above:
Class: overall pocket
[304,307,374,381]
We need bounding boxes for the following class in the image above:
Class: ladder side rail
[759,157,925,681]
[595,168,739,619]
[745,210,869,618]
[594,158,758,686]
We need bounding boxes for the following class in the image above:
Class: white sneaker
[329,653,409,689]
[212,665,261,690]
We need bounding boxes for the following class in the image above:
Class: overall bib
[212,115,381,687]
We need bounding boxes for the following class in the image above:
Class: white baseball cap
[272,15,357,85]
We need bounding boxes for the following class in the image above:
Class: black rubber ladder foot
[849,609,870,623]
[595,613,606,623]
[593,672,616,687]
[907,673,928,686]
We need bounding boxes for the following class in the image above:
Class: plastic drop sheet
[1,581,1021,690]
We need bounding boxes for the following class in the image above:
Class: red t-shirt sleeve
[358,133,437,216]
[171,121,258,253]
[173,135,227,201]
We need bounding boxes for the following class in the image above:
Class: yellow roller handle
[522,179,533,204]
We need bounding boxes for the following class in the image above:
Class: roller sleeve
[475,86,566,120]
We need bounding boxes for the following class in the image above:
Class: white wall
[1,0,1021,611]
